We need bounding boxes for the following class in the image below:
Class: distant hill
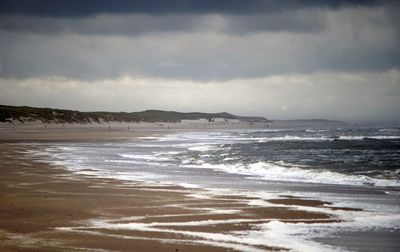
[0,105,270,124]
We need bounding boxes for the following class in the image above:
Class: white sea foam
[259,135,329,142]
[252,210,400,252]
[256,135,400,142]
[151,131,400,145]
[188,145,216,151]
[379,128,400,132]
[154,151,183,155]
[119,153,170,161]
[253,221,347,252]
[145,218,265,227]
[87,216,358,252]
[338,135,400,140]
[75,170,166,181]
[247,199,276,207]
[184,161,400,187]
[88,220,271,252]
[137,136,160,140]
[62,192,400,252]
[305,129,330,132]
[176,183,200,189]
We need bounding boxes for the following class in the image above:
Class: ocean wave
[188,145,216,152]
[338,135,400,140]
[379,128,400,132]
[305,129,330,132]
[183,161,400,187]
[257,135,400,142]
[104,159,167,167]
[258,135,329,142]
[256,212,400,252]
[154,131,400,145]
[118,153,170,161]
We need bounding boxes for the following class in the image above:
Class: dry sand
[0,129,351,251]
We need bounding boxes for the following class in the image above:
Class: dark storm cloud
[0,0,384,35]
[1,13,398,81]
[0,1,399,123]
[0,0,382,17]
[0,10,328,35]
[0,0,398,81]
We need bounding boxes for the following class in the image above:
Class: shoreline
[0,123,270,143]
[0,126,170,142]
[0,133,348,251]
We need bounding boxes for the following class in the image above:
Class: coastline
[0,122,269,143]
[0,130,347,251]
[0,124,169,142]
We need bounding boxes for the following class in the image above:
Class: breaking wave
[184,161,400,188]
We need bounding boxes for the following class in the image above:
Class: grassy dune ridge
[0,105,270,124]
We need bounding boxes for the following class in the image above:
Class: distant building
[181,118,240,124]
[213,118,240,123]
[181,118,209,124]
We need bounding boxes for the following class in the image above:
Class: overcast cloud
[0,0,399,122]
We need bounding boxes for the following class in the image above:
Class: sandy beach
[0,128,349,251]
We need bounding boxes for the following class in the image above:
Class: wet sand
[0,130,350,251]
[0,127,169,142]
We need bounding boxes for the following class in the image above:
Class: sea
[24,126,400,251]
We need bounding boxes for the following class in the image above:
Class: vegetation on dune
[0,105,270,124]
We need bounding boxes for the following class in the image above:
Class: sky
[0,0,399,122]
